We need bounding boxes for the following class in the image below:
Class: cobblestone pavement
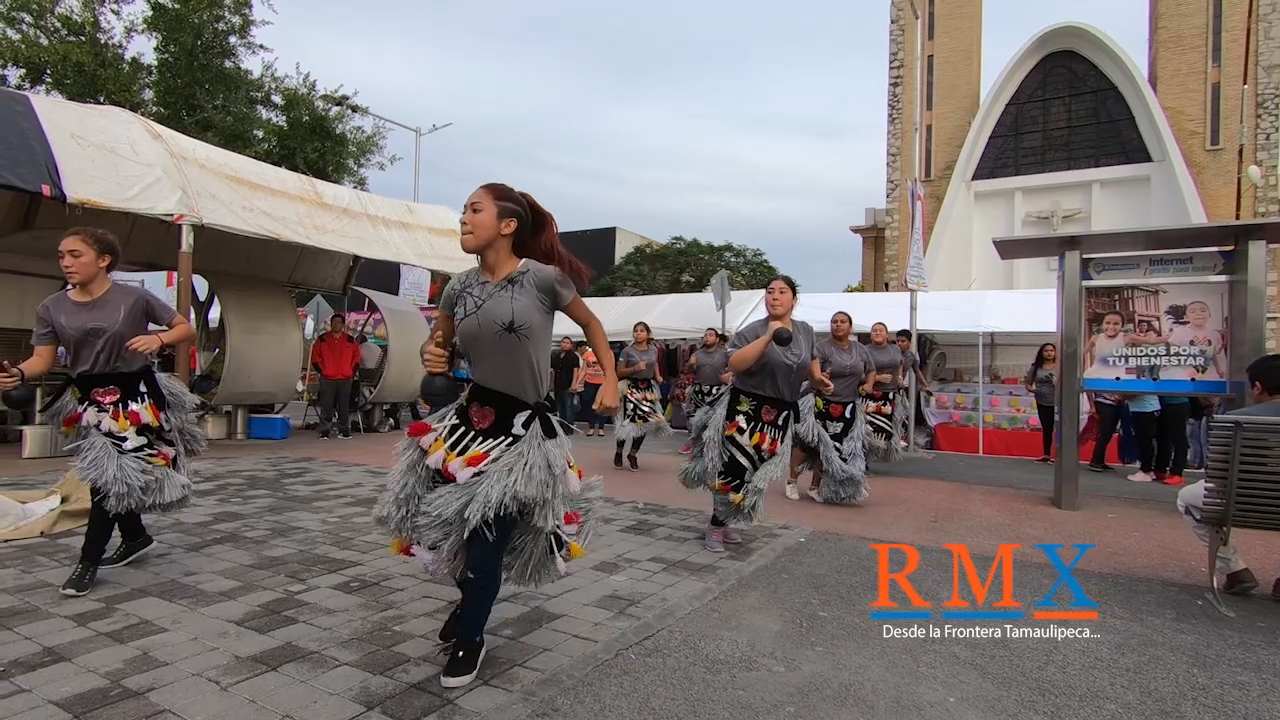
[0,457,800,720]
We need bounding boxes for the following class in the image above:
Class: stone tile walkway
[0,457,798,720]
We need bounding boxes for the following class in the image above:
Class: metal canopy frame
[993,219,1280,511]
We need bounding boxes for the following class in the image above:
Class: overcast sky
[257,1,1148,291]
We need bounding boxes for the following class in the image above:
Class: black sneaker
[319,431,331,440]
[337,431,352,440]
[627,455,639,472]
[99,536,155,569]
[1223,568,1259,596]
[613,452,624,469]
[1086,463,1109,473]
[440,636,486,689]
[438,604,460,644]
[60,563,97,597]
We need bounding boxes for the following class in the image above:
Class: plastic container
[247,414,291,440]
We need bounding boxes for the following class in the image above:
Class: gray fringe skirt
[793,394,870,504]
[682,382,726,420]
[374,383,601,588]
[863,388,909,463]
[614,378,672,442]
[43,369,204,515]
[677,386,796,525]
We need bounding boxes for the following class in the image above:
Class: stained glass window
[972,51,1151,181]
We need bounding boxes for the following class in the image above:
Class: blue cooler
[247,414,292,440]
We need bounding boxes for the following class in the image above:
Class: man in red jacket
[310,313,360,439]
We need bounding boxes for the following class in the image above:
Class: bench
[1201,414,1280,616]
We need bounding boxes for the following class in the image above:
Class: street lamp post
[322,94,452,203]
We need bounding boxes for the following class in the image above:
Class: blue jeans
[578,383,605,429]
[1188,416,1209,468]
[453,515,516,642]
[556,389,577,428]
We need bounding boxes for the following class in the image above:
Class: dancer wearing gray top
[375,183,618,691]
[863,322,908,463]
[792,311,875,505]
[614,321,671,471]
[679,328,731,454]
[678,276,833,552]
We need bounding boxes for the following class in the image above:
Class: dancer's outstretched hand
[594,382,620,417]
[423,332,451,375]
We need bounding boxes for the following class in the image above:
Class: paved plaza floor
[3,439,1279,719]
[0,456,798,720]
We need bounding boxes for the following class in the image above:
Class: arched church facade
[923,23,1206,292]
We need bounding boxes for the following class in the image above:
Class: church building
[855,0,1280,348]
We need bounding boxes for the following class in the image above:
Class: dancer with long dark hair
[679,276,833,551]
[793,311,874,503]
[679,328,731,455]
[0,228,204,597]
[375,183,618,689]
[862,322,907,463]
[614,321,670,471]
[1025,342,1058,463]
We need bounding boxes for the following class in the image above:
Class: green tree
[0,0,395,189]
[844,283,866,292]
[587,236,780,297]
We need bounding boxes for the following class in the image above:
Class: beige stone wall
[1256,0,1280,351]
[882,0,982,291]
[1150,0,1256,222]
[1152,0,1278,351]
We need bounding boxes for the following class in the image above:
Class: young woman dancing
[0,228,203,597]
[614,321,670,471]
[792,311,875,504]
[862,322,907,463]
[1024,343,1058,463]
[679,277,832,552]
[679,328,731,455]
[374,183,618,689]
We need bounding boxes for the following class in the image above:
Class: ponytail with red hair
[478,183,593,291]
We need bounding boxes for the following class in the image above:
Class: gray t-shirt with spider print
[439,259,577,404]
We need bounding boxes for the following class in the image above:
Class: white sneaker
[785,483,800,501]
[1127,471,1155,482]
[806,488,823,503]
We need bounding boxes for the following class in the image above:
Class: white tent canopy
[553,290,766,342]
[21,90,475,275]
[554,289,1057,343]
[757,289,1059,337]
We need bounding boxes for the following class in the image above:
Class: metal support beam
[1054,250,1083,511]
[176,224,195,385]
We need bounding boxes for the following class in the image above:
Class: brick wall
[882,0,982,290]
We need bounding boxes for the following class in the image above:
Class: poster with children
[1081,282,1229,395]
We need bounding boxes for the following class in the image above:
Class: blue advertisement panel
[1081,279,1230,395]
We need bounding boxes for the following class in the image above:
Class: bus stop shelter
[993,219,1280,511]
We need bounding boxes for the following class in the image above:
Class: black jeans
[317,378,352,433]
[453,515,517,642]
[1036,403,1056,457]
[1089,401,1123,467]
[1155,402,1190,476]
[1130,410,1159,473]
[80,487,148,565]
[616,436,646,455]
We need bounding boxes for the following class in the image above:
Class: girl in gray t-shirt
[680,328,731,454]
[793,311,875,505]
[678,276,833,552]
[1024,342,1058,462]
[862,322,908,463]
[614,322,670,470]
[3,227,203,599]
[375,183,620,690]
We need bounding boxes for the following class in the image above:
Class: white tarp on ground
[24,91,474,274]
[553,290,766,342]
[554,288,1057,342]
